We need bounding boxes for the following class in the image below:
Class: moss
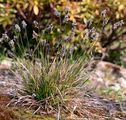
[12,107,55,120]
[0,107,16,120]
[0,106,55,120]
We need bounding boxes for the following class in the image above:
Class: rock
[0,69,23,97]
[89,60,126,92]
[118,77,126,88]
[0,59,12,69]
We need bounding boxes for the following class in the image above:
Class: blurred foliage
[0,0,44,27]
[0,0,126,65]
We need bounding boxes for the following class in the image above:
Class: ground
[0,59,126,120]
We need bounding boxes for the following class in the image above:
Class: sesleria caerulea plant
[13,8,94,105]
[17,50,91,106]
[10,7,94,109]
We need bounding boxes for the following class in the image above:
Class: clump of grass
[1,7,96,111]
[17,53,90,106]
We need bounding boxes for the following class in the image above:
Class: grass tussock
[16,54,90,106]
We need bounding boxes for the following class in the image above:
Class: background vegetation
[0,0,126,66]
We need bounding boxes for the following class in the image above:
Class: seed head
[65,6,70,13]
[84,28,99,40]
[8,40,15,48]
[47,24,53,32]
[7,50,14,58]
[85,19,93,28]
[15,24,21,32]
[1,33,9,42]
[64,36,70,42]
[54,8,61,17]
[113,20,125,29]
[33,20,39,27]
[101,9,107,17]
[63,13,70,23]
[22,20,27,28]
